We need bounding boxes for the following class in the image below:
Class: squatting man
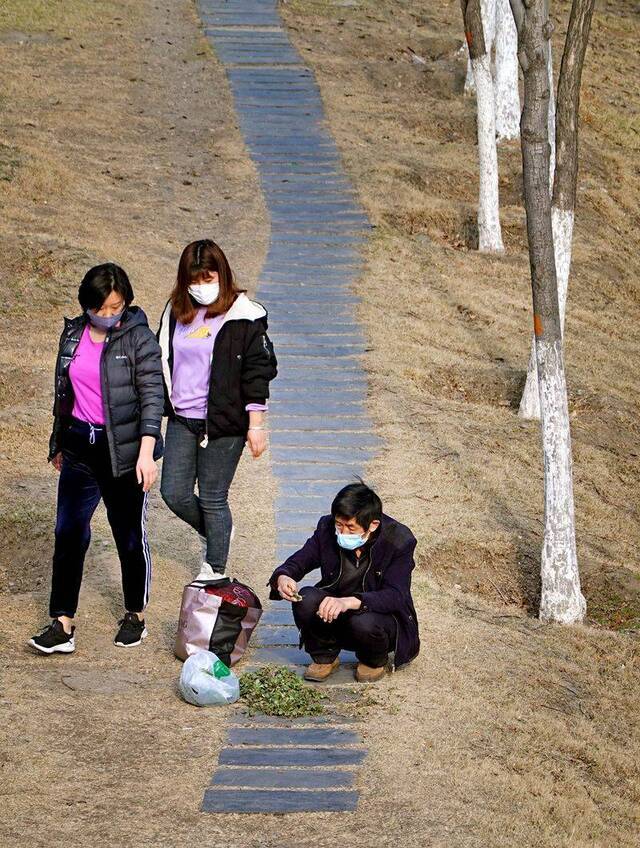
[268,482,420,683]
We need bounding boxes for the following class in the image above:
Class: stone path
[197,0,376,814]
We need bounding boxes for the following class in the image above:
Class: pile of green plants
[239,666,326,718]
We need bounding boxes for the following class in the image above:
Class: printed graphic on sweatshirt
[186,325,212,340]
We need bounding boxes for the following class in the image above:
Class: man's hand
[51,452,63,472]
[277,575,298,601]
[317,595,361,623]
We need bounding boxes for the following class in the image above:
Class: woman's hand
[247,428,267,459]
[317,596,361,623]
[51,453,63,472]
[136,436,158,492]
[277,575,298,601]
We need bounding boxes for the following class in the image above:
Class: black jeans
[160,417,244,572]
[293,587,397,668]
[50,418,151,618]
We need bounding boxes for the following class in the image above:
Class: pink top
[69,326,105,425]
[171,307,268,419]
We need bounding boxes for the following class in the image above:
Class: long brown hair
[170,239,245,324]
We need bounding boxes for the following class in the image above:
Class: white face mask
[189,283,219,305]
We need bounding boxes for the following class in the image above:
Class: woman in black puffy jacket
[158,239,277,582]
[29,264,164,656]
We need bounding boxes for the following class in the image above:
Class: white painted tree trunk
[518,207,574,418]
[536,337,586,623]
[494,0,520,141]
[547,38,556,191]
[472,52,505,252]
[465,50,476,94]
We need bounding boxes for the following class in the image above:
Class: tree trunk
[461,0,504,252]
[518,207,573,418]
[494,0,520,141]
[510,0,585,623]
[464,50,476,94]
[518,0,594,420]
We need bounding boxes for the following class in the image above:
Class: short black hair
[331,482,382,529]
[77,263,134,311]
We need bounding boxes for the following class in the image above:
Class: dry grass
[0,0,639,846]
[0,0,123,34]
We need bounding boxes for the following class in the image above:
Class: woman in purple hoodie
[158,240,277,581]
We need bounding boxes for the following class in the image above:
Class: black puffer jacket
[49,307,164,477]
[157,294,278,439]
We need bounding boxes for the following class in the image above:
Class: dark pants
[160,417,244,572]
[50,418,151,618]
[292,587,397,668]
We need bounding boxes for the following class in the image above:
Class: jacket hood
[109,306,150,338]
[225,293,267,323]
[157,294,268,399]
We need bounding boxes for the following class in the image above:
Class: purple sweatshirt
[69,326,105,424]
[171,307,267,419]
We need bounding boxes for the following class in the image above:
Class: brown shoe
[304,658,340,681]
[355,663,387,683]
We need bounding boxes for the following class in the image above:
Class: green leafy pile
[239,666,326,717]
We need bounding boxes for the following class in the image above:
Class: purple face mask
[87,309,123,330]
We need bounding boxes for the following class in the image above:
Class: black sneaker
[114,612,147,647]
[29,620,75,655]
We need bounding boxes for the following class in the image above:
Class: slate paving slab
[253,625,299,646]
[211,768,356,789]
[250,646,358,666]
[260,607,297,625]
[202,788,359,813]
[218,747,366,767]
[271,464,366,481]
[227,727,362,746]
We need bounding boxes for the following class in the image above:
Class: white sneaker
[195,562,227,582]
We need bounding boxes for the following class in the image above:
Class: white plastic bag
[178,650,240,707]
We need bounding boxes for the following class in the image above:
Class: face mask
[87,309,123,330]
[336,529,368,551]
[189,283,220,305]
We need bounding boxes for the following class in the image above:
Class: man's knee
[293,587,325,625]
[344,611,386,642]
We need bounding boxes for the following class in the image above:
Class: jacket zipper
[390,614,400,672]
[101,332,117,474]
[200,320,230,449]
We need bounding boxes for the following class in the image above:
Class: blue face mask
[336,530,367,551]
[87,309,124,330]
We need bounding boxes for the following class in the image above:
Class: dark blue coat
[269,514,420,668]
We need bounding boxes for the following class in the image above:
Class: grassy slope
[281,0,640,628]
